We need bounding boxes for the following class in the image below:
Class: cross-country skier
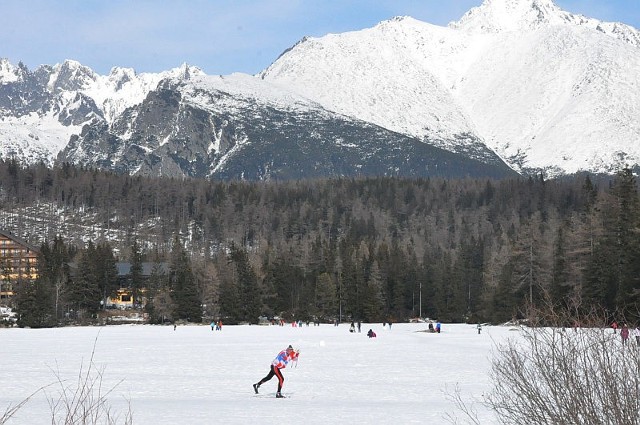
[253,345,299,398]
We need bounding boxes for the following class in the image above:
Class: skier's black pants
[258,365,284,392]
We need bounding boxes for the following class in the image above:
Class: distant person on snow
[621,324,630,345]
[254,345,299,398]
[350,322,356,333]
[367,329,376,338]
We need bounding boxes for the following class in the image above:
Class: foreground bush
[450,309,640,425]
[1,335,131,424]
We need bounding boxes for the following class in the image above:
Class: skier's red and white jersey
[271,349,298,369]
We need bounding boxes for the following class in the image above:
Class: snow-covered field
[0,322,515,424]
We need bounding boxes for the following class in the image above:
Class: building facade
[0,230,39,302]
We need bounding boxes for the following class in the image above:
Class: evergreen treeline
[1,160,638,327]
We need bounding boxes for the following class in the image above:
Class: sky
[0,322,504,424]
[1,0,640,76]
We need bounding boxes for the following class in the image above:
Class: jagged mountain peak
[380,15,419,25]
[107,67,137,91]
[166,63,206,81]
[48,59,98,92]
[449,0,640,47]
[0,58,20,83]
[450,0,575,33]
[372,15,442,35]
[0,58,33,83]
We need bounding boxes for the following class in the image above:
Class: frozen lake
[0,322,512,424]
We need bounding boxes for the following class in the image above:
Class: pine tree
[549,226,571,309]
[49,236,72,321]
[339,242,363,322]
[169,235,201,322]
[229,243,262,323]
[491,262,519,323]
[68,242,101,318]
[508,213,552,309]
[387,239,407,318]
[145,258,170,323]
[152,288,177,323]
[314,272,337,321]
[562,211,598,311]
[218,273,241,322]
[15,278,55,328]
[129,240,144,307]
[95,241,118,310]
[454,235,485,321]
[362,260,385,322]
[193,257,220,322]
[16,240,68,327]
[584,168,640,316]
[611,168,640,315]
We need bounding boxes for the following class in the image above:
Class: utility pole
[339,275,342,323]
[336,271,342,323]
[419,282,422,319]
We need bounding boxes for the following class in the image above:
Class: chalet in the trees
[107,262,169,309]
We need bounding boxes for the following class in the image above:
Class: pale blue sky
[2,1,639,75]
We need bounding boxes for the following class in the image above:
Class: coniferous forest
[0,159,638,328]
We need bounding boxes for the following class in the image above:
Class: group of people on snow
[252,319,456,398]
[349,321,363,333]
[611,321,640,345]
[253,320,392,397]
[252,319,640,399]
[427,321,442,333]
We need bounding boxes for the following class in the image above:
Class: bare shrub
[449,307,640,425]
[1,333,132,424]
[1,387,48,424]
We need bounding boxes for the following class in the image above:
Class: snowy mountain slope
[1,54,513,180]
[0,113,81,165]
[83,63,205,123]
[0,59,202,165]
[260,18,492,160]
[58,73,513,180]
[459,25,640,174]
[261,0,640,175]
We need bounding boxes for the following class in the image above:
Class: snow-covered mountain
[57,72,511,180]
[2,0,640,178]
[261,0,640,176]
[0,58,511,180]
[0,59,200,166]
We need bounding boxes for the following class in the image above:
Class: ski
[252,393,292,398]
